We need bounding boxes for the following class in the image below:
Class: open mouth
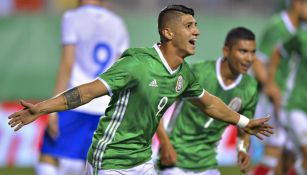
[189,39,196,46]
[241,63,251,70]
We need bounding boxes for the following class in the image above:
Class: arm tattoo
[63,87,82,109]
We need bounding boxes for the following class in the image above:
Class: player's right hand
[47,112,59,139]
[8,100,40,131]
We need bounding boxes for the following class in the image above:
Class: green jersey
[258,11,296,93]
[281,26,307,112]
[87,44,204,170]
[169,58,258,171]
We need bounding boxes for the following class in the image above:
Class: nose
[246,53,254,63]
[194,26,200,36]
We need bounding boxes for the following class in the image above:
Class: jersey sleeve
[98,56,139,95]
[241,83,259,119]
[182,69,205,99]
[61,12,77,44]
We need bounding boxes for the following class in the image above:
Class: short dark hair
[160,5,194,17]
[158,5,194,42]
[224,27,255,47]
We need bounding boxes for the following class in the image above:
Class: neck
[287,8,300,28]
[80,0,102,6]
[159,43,185,70]
[220,58,240,85]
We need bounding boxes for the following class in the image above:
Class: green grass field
[0,166,242,175]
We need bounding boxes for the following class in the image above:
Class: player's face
[224,40,256,74]
[171,14,200,57]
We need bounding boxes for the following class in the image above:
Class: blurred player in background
[36,0,129,174]
[8,4,273,175]
[268,24,307,175]
[251,0,307,174]
[157,27,259,175]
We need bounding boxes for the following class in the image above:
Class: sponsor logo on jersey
[149,79,158,87]
[176,75,183,92]
[228,97,242,112]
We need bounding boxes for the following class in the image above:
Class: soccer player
[268,25,307,175]
[8,5,273,175]
[36,0,129,175]
[156,27,258,175]
[251,0,307,174]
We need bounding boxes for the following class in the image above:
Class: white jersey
[62,5,129,115]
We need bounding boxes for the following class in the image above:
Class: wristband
[236,138,247,154]
[237,115,250,128]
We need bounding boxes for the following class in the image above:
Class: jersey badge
[228,97,242,112]
[176,75,183,92]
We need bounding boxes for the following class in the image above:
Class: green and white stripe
[92,89,131,168]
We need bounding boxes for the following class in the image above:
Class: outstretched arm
[8,79,108,131]
[190,91,273,139]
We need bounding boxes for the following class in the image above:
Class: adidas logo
[149,79,158,87]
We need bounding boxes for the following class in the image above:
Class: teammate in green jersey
[251,0,307,174]
[157,27,258,175]
[268,25,307,175]
[7,5,272,175]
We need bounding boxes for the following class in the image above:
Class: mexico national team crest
[228,97,242,112]
[176,75,184,93]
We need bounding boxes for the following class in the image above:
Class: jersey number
[93,43,112,77]
[155,97,168,117]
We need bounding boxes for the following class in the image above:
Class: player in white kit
[36,0,129,175]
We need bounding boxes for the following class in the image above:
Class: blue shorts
[41,110,101,160]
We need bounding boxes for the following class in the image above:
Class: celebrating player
[8,5,272,175]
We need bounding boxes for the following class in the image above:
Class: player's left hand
[242,116,273,140]
[237,151,250,173]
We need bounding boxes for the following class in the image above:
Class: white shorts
[255,94,288,147]
[286,110,307,146]
[85,160,157,175]
[161,167,220,175]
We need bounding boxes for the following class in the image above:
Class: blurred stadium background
[0,0,286,174]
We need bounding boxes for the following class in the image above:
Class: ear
[223,46,230,58]
[162,28,174,40]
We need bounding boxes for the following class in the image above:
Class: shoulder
[190,60,215,76]
[262,13,285,33]
[99,7,126,26]
[191,60,214,69]
[62,10,74,21]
